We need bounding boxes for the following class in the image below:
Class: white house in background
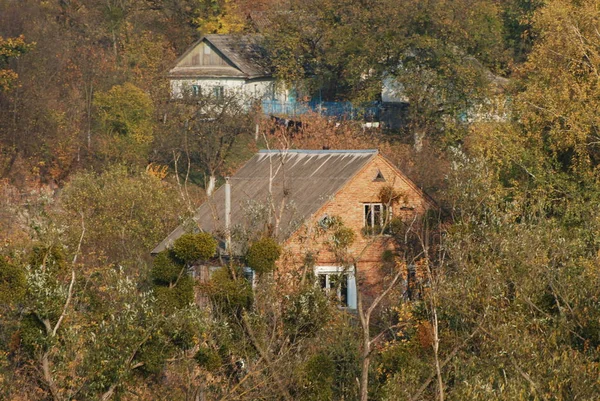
[381,74,409,104]
[168,34,285,104]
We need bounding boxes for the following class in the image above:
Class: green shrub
[205,267,253,313]
[0,257,25,305]
[29,244,67,274]
[151,251,183,286]
[245,237,281,274]
[301,353,335,401]
[195,345,222,372]
[136,336,171,377]
[19,314,47,355]
[172,232,217,264]
[169,319,197,351]
[283,286,330,339]
[154,275,194,312]
[331,227,355,249]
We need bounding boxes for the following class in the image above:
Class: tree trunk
[414,129,425,152]
[42,351,61,401]
[360,334,371,401]
[206,174,216,196]
[358,288,371,401]
[432,308,444,401]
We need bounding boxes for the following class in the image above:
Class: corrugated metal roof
[152,150,378,254]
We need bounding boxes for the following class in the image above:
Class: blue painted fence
[262,100,381,120]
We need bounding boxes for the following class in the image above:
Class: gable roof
[152,149,379,255]
[169,34,271,79]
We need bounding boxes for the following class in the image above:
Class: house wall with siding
[170,78,280,102]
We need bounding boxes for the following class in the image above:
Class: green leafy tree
[60,165,185,267]
[93,82,154,165]
[154,91,255,196]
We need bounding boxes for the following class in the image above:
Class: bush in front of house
[245,237,281,274]
[151,250,194,312]
[151,250,183,285]
[203,266,253,314]
[172,232,217,264]
[153,274,194,311]
[283,284,330,340]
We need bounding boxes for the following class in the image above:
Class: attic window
[373,169,386,182]
[203,43,211,55]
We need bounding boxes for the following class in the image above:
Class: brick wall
[282,154,433,289]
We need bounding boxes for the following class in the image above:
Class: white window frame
[315,265,357,309]
[243,266,256,288]
[213,85,224,100]
[191,84,201,97]
[363,203,392,229]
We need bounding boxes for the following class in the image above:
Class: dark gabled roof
[152,149,378,255]
[169,34,271,79]
[206,35,271,77]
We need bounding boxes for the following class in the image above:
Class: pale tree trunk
[206,174,216,196]
[358,291,371,401]
[414,129,425,152]
[422,225,444,401]
[357,264,403,401]
[432,306,444,401]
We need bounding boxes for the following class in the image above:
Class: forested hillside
[3,0,600,400]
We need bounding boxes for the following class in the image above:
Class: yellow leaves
[0,69,18,92]
[515,0,600,169]
[121,25,175,96]
[146,163,169,180]
[0,34,34,61]
[93,82,155,165]
[193,0,246,34]
[0,34,35,92]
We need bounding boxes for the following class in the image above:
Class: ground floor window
[191,84,201,97]
[213,85,224,100]
[243,266,256,287]
[315,265,357,309]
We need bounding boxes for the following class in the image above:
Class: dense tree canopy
[2,0,600,399]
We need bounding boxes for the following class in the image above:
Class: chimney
[225,177,231,252]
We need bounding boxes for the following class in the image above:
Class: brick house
[152,149,436,309]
